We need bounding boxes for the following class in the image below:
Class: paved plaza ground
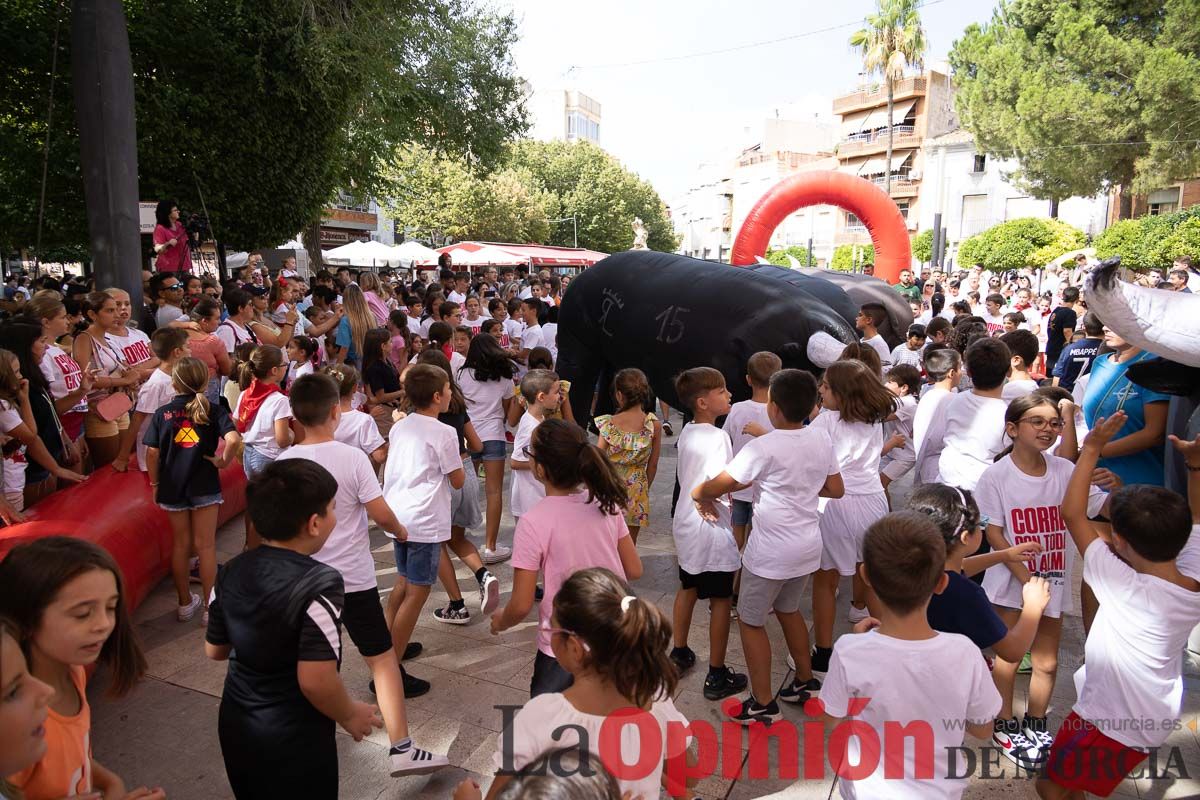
[89,411,1200,799]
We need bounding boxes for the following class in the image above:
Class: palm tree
[850,0,927,196]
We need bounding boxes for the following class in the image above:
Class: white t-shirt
[807,410,884,494]
[822,630,1001,800]
[935,391,1008,490]
[447,290,467,304]
[1000,378,1039,403]
[913,385,951,484]
[406,316,422,336]
[510,411,545,518]
[382,413,461,542]
[494,693,689,800]
[981,311,1006,337]
[41,346,87,414]
[419,317,435,338]
[541,322,558,363]
[518,324,544,379]
[882,394,917,467]
[722,400,772,503]
[503,318,524,346]
[234,391,292,459]
[671,423,741,575]
[449,351,466,373]
[1072,530,1200,748]
[726,426,838,580]
[0,401,25,495]
[106,328,154,370]
[277,441,381,593]
[216,319,254,353]
[889,343,923,369]
[457,368,510,443]
[976,455,1106,617]
[862,334,892,365]
[134,369,177,471]
[334,409,385,457]
[287,360,314,391]
[156,304,187,330]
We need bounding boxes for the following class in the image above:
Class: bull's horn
[1085,257,1200,368]
[808,331,845,368]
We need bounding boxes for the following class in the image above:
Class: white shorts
[819,490,889,576]
[880,455,914,482]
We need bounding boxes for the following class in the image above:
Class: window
[961,194,989,237]
[846,212,866,232]
[972,154,987,173]
[895,201,910,220]
[1148,187,1181,216]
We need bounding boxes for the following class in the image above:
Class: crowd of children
[1,260,1198,800]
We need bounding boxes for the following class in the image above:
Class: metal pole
[572,216,578,249]
[807,237,813,267]
[930,213,942,271]
[939,227,949,270]
[71,0,142,310]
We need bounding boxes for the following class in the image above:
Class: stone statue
[631,217,649,250]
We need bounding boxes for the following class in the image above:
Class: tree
[831,244,875,272]
[911,228,934,262]
[956,217,1086,272]
[382,146,551,244]
[0,0,527,258]
[506,140,679,253]
[1095,204,1200,269]
[950,0,1200,219]
[765,246,813,267]
[850,0,927,196]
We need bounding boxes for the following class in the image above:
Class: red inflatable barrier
[729,170,912,285]
[0,462,246,611]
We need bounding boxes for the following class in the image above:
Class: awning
[846,99,918,137]
[843,150,914,176]
[880,99,916,126]
[840,109,874,137]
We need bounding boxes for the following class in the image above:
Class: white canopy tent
[324,239,403,267]
[390,240,440,266]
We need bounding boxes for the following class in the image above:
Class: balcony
[838,125,919,158]
[833,76,928,115]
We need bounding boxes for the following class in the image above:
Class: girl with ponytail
[490,420,643,697]
[487,568,688,800]
[143,357,242,624]
[974,393,1115,766]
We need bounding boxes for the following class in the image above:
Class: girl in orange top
[0,538,161,800]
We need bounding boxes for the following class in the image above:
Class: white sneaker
[479,571,500,614]
[177,593,201,622]
[481,545,511,565]
[847,604,870,624]
[389,746,449,776]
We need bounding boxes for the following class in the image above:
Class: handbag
[95,390,133,422]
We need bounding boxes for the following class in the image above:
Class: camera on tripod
[183,211,210,249]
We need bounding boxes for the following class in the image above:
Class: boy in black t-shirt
[1045,287,1079,366]
[205,460,382,799]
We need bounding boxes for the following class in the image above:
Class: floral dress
[595,412,657,527]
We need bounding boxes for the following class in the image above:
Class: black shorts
[678,567,736,600]
[341,589,393,658]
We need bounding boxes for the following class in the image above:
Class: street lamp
[548,216,578,249]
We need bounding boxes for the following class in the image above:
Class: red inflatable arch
[729,170,911,285]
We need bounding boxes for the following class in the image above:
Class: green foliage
[383,140,679,254]
[764,246,813,267]
[911,229,934,262]
[830,244,875,272]
[956,218,1086,271]
[949,0,1200,206]
[1095,205,1200,269]
[0,0,527,254]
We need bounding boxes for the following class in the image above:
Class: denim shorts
[731,499,753,526]
[471,440,508,462]
[392,540,440,586]
[158,492,223,512]
[241,444,275,479]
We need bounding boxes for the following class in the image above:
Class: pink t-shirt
[153,222,192,272]
[511,492,630,656]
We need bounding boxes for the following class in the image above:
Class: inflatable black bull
[556,251,904,420]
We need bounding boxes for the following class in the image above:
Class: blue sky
[500,0,999,201]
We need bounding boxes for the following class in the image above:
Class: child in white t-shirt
[976,394,1110,770]
[233,345,293,548]
[381,364,466,698]
[285,336,317,392]
[114,327,189,473]
[999,329,1040,403]
[509,370,561,522]
[912,347,961,484]
[822,511,1001,800]
[277,372,447,776]
[1036,419,1200,800]
[323,365,386,464]
[489,569,689,800]
[515,298,544,379]
[932,338,1012,491]
[880,364,920,492]
[889,323,927,369]
[666,368,746,702]
[809,359,895,676]
[720,352,780,550]
[694,369,843,725]
[856,302,893,365]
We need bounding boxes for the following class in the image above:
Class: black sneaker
[810,647,832,677]
[433,604,471,625]
[992,717,1041,769]
[1021,715,1054,764]
[402,641,422,661]
[702,667,748,700]
[778,677,821,704]
[368,674,431,699]
[669,646,696,675]
[728,697,781,726]
[662,421,674,437]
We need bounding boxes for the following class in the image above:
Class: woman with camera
[152,199,193,273]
